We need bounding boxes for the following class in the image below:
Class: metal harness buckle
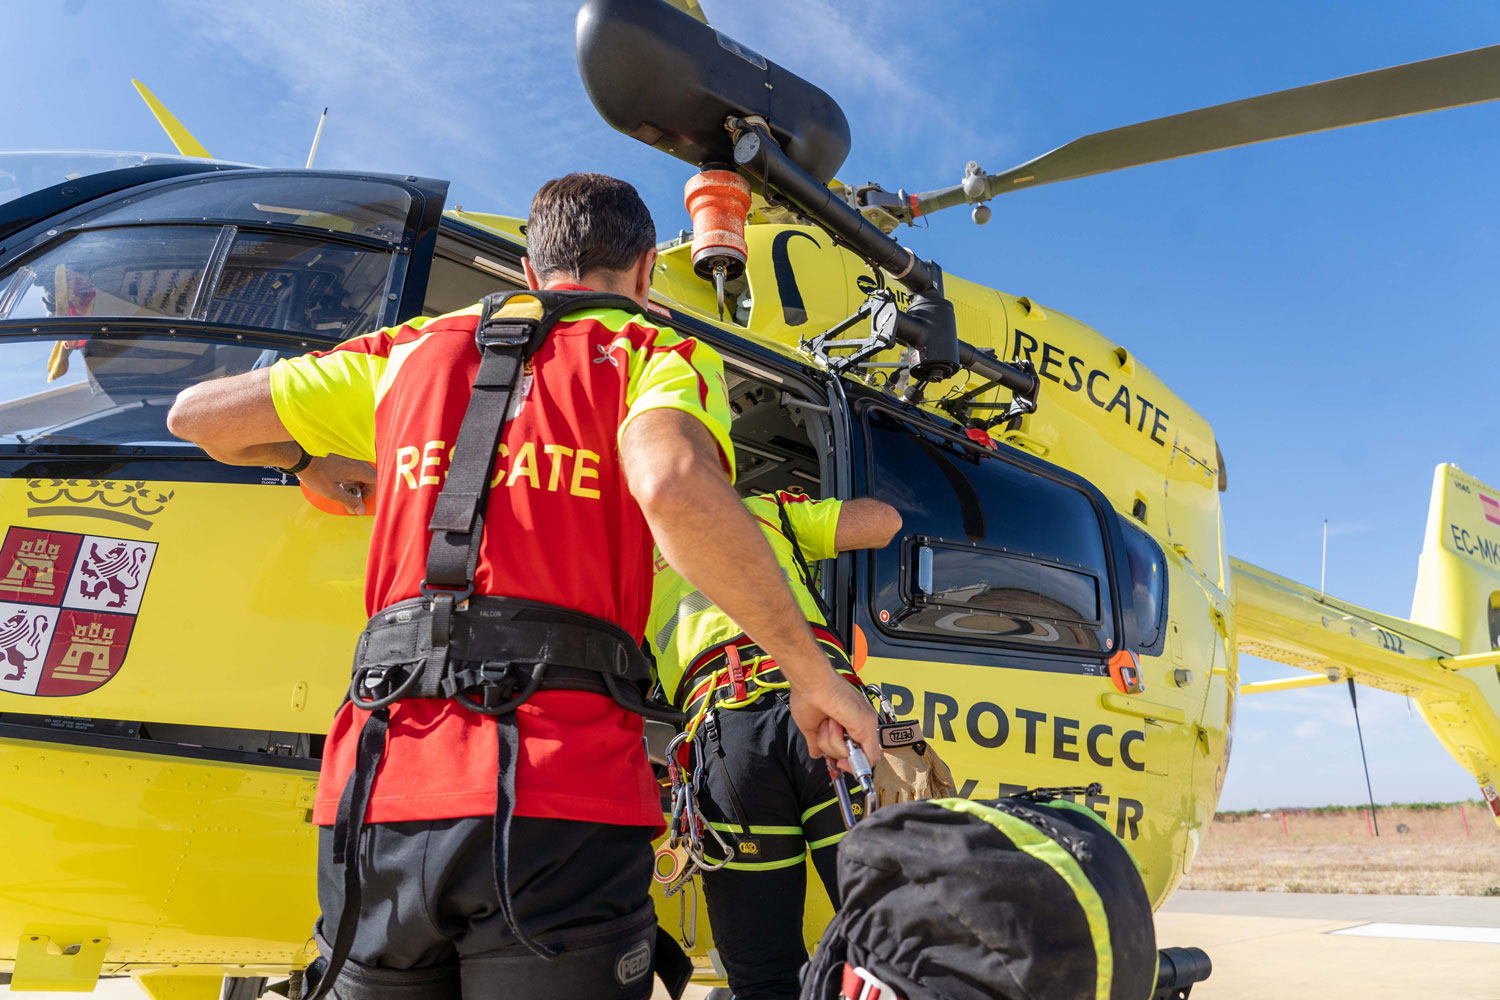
[419,581,473,610]
[474,319,535,351]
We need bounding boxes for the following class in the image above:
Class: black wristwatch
[276,444,313,476]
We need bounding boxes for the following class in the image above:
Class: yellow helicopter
[0,0,1498,994]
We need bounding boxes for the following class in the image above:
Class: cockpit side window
[0,228,218,321]
[0,334,301,450]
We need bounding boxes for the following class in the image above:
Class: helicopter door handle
[916,545,934,596]
[999,429,1049,457]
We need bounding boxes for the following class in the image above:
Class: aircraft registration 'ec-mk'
[0,0,1497,994]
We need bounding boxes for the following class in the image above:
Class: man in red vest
[168,172,877,999]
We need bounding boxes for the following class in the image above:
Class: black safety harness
[311,290,692,1000]
[774,492,838,630]
[684,493,859,857]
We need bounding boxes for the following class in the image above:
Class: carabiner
[828,736,876,830]
[828,759,859,830]
[691,816,735,872]
[846,736,876,803]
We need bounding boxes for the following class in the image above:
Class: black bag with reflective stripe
[800,792,1157,1000]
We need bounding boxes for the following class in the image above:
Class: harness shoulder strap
[422,289,658,595]
[774,493,838,631]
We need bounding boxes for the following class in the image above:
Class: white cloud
[1293,719,1324,740]
[159,0,603,209]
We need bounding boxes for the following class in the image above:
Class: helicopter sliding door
[847,393,1192,904]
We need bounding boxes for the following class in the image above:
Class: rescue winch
[683,168,751,319]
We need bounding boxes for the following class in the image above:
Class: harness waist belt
[350,594,683,724]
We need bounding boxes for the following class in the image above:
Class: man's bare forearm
[834,498,902,552]
[169,368,375,513]
[168,368,297,464]
[204,439,302,468]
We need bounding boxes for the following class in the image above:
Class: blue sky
[7,0,1498,810]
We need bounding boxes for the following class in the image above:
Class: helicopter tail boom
[1231,464,1500,823]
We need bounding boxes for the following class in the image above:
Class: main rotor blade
[913,44,1500,215]
[131,79,212,159]
[661,0,707,23]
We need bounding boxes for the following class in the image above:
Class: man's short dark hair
[527,173,656,280]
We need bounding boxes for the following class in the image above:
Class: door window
[1119,519,1169,655]
[421,255,519,317]
[864,405,1117,655]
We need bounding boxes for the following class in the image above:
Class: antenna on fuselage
[306,108,328,169]
[1320,519,1329,601]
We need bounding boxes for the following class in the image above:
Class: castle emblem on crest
[51,620,119,682]
[1,538,64,597]
[0,526,156,697]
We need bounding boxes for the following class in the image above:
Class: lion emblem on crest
[78,542,148,609]
[0,609,49,682]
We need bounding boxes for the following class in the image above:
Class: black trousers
[695,695,856,1000]
[315,816,657,999]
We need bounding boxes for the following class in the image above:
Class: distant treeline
[1215,800,1488,820]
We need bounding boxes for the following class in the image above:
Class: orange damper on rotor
[684,169,752,286]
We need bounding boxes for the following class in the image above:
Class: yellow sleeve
[781,495,844,562]
[268,345,385,462]
[619,328,736,480]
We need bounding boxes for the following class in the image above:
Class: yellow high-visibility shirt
[647,491,841,705]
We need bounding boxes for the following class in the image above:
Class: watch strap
[277,445,313,476]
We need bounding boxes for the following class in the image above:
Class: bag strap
[774,493,838,632]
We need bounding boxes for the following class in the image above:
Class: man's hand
[299,455,376,515]
[786,661,881,772]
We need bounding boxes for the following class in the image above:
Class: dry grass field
[1182,801,1500,895]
